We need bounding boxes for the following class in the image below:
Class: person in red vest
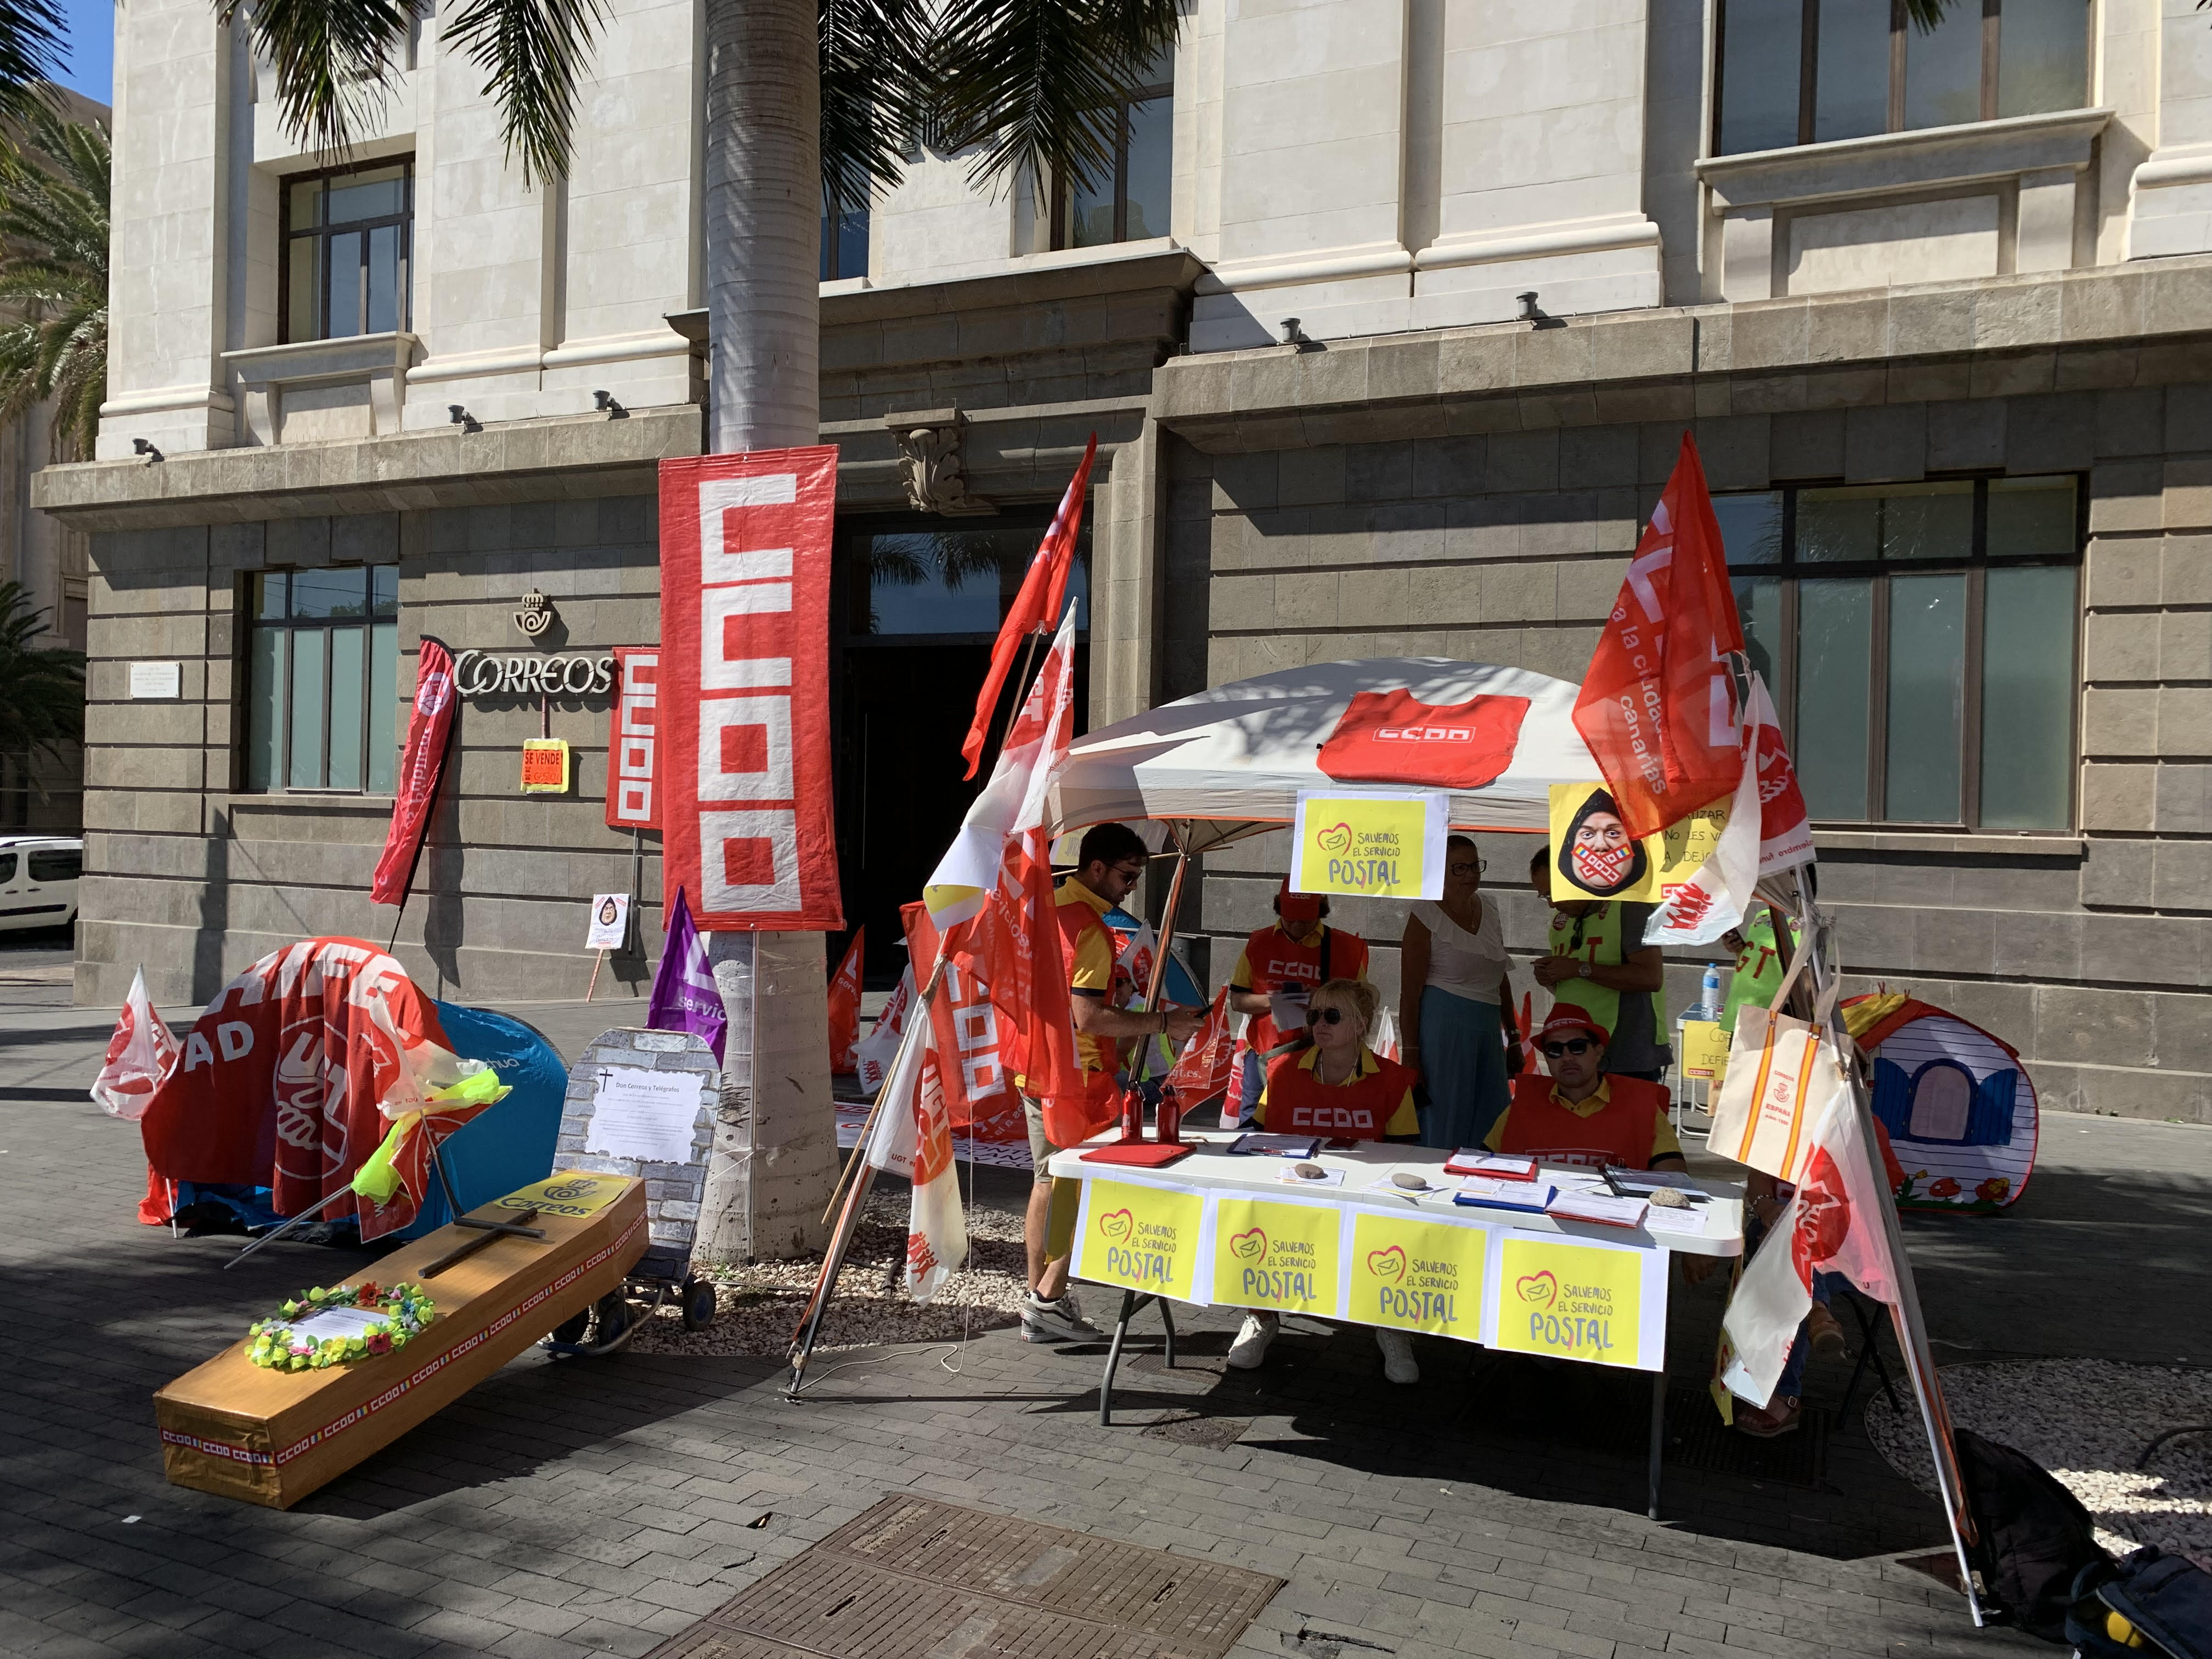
[1227,879,1370,1126]
[1020,822,1201,1346]
[1482,1005,1686,1172]
[1232,978,1423,1384]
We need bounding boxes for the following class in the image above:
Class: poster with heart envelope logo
[1289,788,1449,901]
[1488,1233,1669,1371]
[1347,1211,1489,1340]
[1209,1196,1342,1316]
[1071,1178,1207,1304]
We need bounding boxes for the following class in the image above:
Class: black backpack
[2066,1549,2212,1659]
[1953,1427,2109,1640]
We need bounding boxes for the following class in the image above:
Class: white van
[0,836,81,933]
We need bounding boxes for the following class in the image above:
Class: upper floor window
[822,195,870,281]
[283,161,413,343]
[1718,476,2080,831]
[244,567,400,793]
[1714,0,2090,156]
[1055,50,1172,250]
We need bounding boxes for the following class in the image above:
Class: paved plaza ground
[4,944,2208,1659]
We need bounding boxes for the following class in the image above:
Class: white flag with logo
[861,997,967,1303]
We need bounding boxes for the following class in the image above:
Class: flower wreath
[247,1281,435,1372]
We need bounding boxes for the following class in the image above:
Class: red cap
[1534,1004,1610,1047]
[1276,877,1322,925]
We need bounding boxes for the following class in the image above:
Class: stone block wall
[1146,279,2212,1125]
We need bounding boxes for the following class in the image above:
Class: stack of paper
[1547,1190,1650,1229]
[1452,1177,1557,1214]
[1443,1151,1538,1180]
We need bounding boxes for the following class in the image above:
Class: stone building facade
[38,0,2212,1126]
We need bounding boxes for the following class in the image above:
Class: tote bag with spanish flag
[1706,949,1847,1185]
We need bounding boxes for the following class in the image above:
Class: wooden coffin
[154,1172,648,1509]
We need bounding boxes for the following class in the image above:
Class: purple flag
[647,887,728,1063]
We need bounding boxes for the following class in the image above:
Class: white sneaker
[1375,1327,1419,1385]
[1226,1311,1278,1370]
[1020,1291,1101,1343]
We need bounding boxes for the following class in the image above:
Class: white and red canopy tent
[1046,657,1599,851]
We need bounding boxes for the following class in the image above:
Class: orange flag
[957,435,1097,778]
[827,926,865,1072]
[1571,434,1746,839]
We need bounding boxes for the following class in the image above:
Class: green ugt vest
[1722,912,1786,1034]
[1547,901,1668,1046]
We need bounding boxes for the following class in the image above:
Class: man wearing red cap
[1226,879,1369,1126]
[1481,1005,1685,1171]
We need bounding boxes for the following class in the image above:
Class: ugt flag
[648,888,728,1064]
[1573,435,1746,839]
[371,638,459,906]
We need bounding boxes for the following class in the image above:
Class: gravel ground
[624,1188,1031,1358]
[1866,1359,2212,1569]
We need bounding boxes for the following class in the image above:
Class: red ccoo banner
[659,448,844,932]
[371,636,458,907]
[605,646,659,829]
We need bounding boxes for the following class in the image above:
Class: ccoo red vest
[1259,1048,1413,1141]
[1040,887,1125,1148]
[1495,1074,1669,1169]
[1241,924,1369,1056]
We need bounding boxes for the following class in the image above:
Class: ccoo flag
[1572,436,1747,840]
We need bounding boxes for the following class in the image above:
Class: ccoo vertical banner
[604,646,660,829]
[659,448,844,931]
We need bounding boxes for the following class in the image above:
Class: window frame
[1712,0,2094,155]
[239,565,402,796]
[1722,473,2086,832]
[279,158,415,344]
[1050,74,1173,251]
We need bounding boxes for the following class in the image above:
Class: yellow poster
[1679,1019,1730,1080]
[1210,1196,1341,1316]
[1547,782,1666,903]
[522,737,572,794]
[1290,788,1447,900]
[1346,1210,1487,1341]
[1656,799,1731,902]
[1491,1233,1659,1370]
[1074,1178,1207,1303]
[495,1172,630,1217]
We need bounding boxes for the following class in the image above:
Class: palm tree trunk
[691,0,835,1265]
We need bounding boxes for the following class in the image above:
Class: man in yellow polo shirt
[1482,1005,1685,1171]
[1022,822,1199,1345]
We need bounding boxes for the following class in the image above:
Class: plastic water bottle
[1687,963,1723,1023]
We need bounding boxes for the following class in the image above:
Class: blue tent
[391,1002,570,1238]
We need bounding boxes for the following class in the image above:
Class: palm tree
[0,101,108,462]
[0,578,83,821]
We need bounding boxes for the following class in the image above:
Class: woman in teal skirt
[1398,836,1518,1149]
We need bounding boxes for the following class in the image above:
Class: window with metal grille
[242,567,401,793]
[1717,475,2081,830]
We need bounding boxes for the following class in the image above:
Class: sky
[52,0,114,108]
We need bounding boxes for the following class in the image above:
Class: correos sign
[452,650,616,696]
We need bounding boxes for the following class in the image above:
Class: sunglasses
[1540,1037,1596,1057]
[1312,1007,1348,1026]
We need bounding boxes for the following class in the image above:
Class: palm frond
[1903,0,1955,30]
[820,0,932,215]
[0,107,108,460]
[0,579,85,768]
[221,0,414,160]
[0,0,64,127]
[442,0,611,187]
[928,0,1180,196]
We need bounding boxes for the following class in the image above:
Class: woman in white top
[1399,834,1517,1148]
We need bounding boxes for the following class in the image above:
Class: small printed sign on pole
[586,893,630,951]
[1288,788,1447,900]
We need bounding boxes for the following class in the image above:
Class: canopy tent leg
[1647,1369,1666,1521]
[1099,1289,1142,1425]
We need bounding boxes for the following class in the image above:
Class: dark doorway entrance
[831,511,1089,985]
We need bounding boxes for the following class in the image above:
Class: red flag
[1166,989,1235,1109]
[352,1084,507,1240]
[958,434,1097,779]
[827,927,865,1071]
[371,638,458,906]
[900,903,1026,1142]
[1747,675,1815,875]
[1572,435,1746,839]
[603,646,659,829]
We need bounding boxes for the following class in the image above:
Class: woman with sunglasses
[1233,978,1424,1383]
[1480,1005,1686,1172]
[1400,834,1516,1151]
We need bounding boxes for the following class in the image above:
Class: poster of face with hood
[1548,783,1664,902]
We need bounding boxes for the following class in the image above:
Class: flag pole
[1124,832,1191,1075]
[989,628,1048,768]
[818,961,946,1227]
[1790,866,1985,1623]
